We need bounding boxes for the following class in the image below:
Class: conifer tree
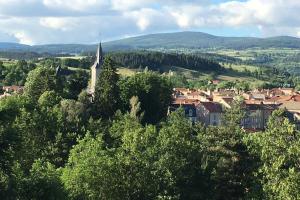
[94,57,120,119]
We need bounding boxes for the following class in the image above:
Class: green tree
[154,109,207,199]
[245,109,300,199]
[197,99,253,200]
[119,71,172,124]
[64,70,89,99]
[38,90,62,109]
[94,57,120,119]
[62,112,158,199]
[0,61,4,80]
[129,96,144,121]
[24,67,57,102]
[18,160,66,200]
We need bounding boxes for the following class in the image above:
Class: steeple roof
[96,42,103,66]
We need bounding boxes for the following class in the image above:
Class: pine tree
[94,57,120,119]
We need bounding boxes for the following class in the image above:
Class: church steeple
[90,42,104,94]
[96,42,103,66]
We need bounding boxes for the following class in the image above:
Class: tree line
[107,51,223,72]
[0,51,71,60]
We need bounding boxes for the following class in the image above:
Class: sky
[0,0,300,45]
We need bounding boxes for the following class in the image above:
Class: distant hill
[105,32,300,50]
[1,32,300,54]
[0,42,30,50]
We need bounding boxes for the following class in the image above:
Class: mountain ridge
[1,31,300,54]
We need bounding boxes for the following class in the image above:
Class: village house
[241,103,277,130]
[212,89,236,97]
[198,102,223,126]
[173,88,211,102]
[243,92,266,101]
[2,85,24,94]
[169,99,200,123]
[0,92,12,99]
[170,87,300,131]
[213,96,234,109]
[209,80,221,85]
[169,98,223,126]
[0,85,24,99]
[268,88,295,97]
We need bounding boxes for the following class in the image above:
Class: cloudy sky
[0,0,300,45]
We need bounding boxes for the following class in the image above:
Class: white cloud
[1,0,300,44]
[111,0,155,11]
[124,8,173,31]
[43,0,111,12]
[14,31,34,45]
[39,17,78,31]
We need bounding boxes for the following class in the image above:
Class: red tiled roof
[281,88,294,91]
[243,103,278,111]
[173,99,200,106]
[289,95,300,102]
[212,80,220,85]
[3,85,24,91]
[174,88,191,92]
[244,100,263,104]
[265,95,292,103]
[266,95,300,103]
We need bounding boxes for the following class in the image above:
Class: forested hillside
[108,51,223,72]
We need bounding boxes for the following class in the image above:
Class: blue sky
[0,0,299,44]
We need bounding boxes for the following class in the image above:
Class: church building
[90,42,103,94]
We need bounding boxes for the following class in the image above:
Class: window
[189,109,193,117]
[213,114,217,120]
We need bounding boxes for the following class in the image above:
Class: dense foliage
[0,60,36,86]
[108,51,223,72]
[1,56,300,200]
[0,51,70,60]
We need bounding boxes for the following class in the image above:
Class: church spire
[96,42,103,65]
[90,42,104,94]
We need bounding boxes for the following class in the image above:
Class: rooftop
[201,102,223,113]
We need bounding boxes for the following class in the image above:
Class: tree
[154,109,207,199]
[217,81,235,90]
[24,67,57,102]
[38,91,62,109]
[245,109,300,199]
[235,81,250,93]
[0,95,28,182]
[169,73,189,88]
[197,99,253,200]
[119,71,172,124]
[63,70,89,99]
[0,61,4,80]
[18,160,66,200]
[14,107,58,171]
[94,57,120,119]
[129,96,144,121]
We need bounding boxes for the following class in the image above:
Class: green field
[211,48,300,73]
[222,63,260,72]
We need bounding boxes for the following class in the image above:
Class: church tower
[90,42,103,94]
